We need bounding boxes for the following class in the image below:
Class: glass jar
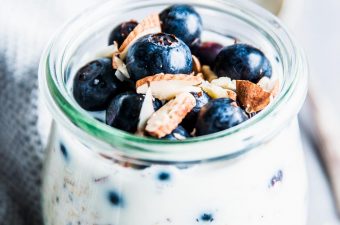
[39,0,308,224]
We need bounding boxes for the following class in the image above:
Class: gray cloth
[0,0,95,224]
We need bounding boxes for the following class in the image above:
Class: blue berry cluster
[72,4,272,139]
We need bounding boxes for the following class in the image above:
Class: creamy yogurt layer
[42,119,306,225]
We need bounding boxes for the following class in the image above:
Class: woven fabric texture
[0,0,96,224]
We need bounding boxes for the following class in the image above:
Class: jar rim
[39,0,308,162]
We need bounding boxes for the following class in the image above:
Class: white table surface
[278,0,340,224]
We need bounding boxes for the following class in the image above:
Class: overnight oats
[39,0,308,225]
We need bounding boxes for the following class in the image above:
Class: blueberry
[126,33,193,81]
[59,143,68,160]
[157,171,171,181]
[162,125,191,140]
[269,170,283,188]
[160,4,202,47]
[108,191,123,207]
[214,44,272,83]
[192,42,224,68]
[73,58,122,111]
[200,213,214,222]
[195,98,248,136]
[108,20,138,47]
[181,92,211,132]
[106,92,162,133]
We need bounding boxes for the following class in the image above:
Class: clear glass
[39,0,308,224]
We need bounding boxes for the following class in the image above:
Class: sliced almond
[236,80,271,113]
[95,43,118,58]
[196,72,204,79]
[119,13,161,59]
[136,73,202,87]
[257,76,280,98]
[111,41,121,69]
[192,55,201,73]
[270,79,280,97]
[136,73,203,100]
[110,41,130,81]
[78,44,118,67]
[113,56,130,81]
[146,92,196,138]
[136,87,155,135]
[211,77,236,91]
[173,132,187,140]
[202,65,218,82]
[201,81,236,100]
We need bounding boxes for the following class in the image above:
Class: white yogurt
[42,118,307,225]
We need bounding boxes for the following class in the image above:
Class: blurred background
[0,0,339,224]
[269,0,340,224]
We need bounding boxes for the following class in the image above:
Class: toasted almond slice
[192,55,201,73]
[136,87,155,135]
[136,73,202,87]
[270,80,280,97]
[257,77,280,98]
[110,41,130,81]
[173,132,187,140]
[196,72,204,79]
[95,43,118,58]
[146,92,196,138]
[136,74,203,100]
[236,80,271,113]
[113,56,130,81]
[201,81,236,100]
[112,54,121,70]
[78,44,118,68]
[227,90,237,100]
[211,77,236,91]
[111,41,120,70]
[119,13,161,59]
[202,65,218,82]
[257,77,276,92]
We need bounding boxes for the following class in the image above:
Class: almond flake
[192,55,201,73]
[119,13,161,59]
[257,77,280,98]
[211,77,236,91]
[113,56,130,81]
[196,73,204,79]
[236,80,271,113]
[111,41,121,69]
[173,133,187,140]
[136,73,203,100]
[95,43,118,58]
[270,80,280,97]
[202,65,218,82]
[146,92,196,138]
[110,41,130,81]
[78,44,118,67]
[201,81,236,100]
[136,87,154,135]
